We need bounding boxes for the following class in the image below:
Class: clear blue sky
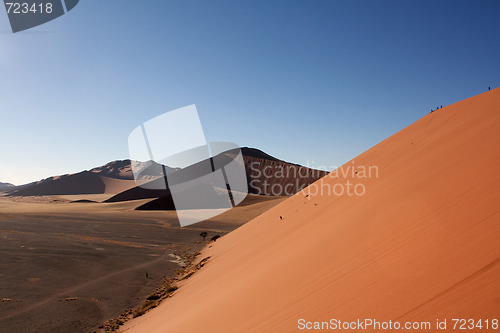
[1,0,499,185]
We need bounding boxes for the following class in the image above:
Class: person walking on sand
[489,87,491,91]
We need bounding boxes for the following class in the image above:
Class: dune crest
[122,89,500,333]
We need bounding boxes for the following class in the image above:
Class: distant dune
[122,89,500,333]
[7,171,134,196]
[0,182,15,191]
[103,178,169,203]
[7,159,139,196]
[100,176,138,195]
[6,160,170,197]
[7,149,326,199]
[105,148,328,207]
[88,159,137,179]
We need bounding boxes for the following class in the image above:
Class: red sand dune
[105,148,327,205]
[122,89,500,333]
[7,160,143,196]
[8,172,137,196]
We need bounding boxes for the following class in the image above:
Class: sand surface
[122,89,500,333]
[0,194,284,333]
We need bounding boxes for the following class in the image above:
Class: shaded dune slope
[106,148,327,207]
[8,160,139,196]
[8,172,106,196]
[8,172,136,196]
[123,89,500,333]
[0,182,15,191]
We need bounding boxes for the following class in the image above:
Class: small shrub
[146,294,160,301]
